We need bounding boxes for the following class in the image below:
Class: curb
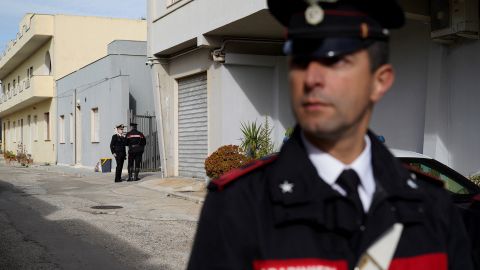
[138,177,206,204]
[166,191,205,204]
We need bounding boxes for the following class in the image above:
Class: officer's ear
[370,63,394,103]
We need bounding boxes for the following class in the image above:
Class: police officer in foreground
[110,124,126,183]
[126,123,146,181]
[188,0,474,269]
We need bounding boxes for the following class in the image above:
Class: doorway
[20,119,24,144]
[27,116,31,153]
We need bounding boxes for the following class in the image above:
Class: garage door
[178,73,208,179]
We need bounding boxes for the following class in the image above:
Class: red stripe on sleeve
[389,253,447,270]
[253,258,348,270]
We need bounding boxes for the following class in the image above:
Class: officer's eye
[318,56,342,66]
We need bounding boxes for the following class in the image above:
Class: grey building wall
[56,40,153,168]
[109,41,155,116]
[370,19,432,153]
[440,41,480,175]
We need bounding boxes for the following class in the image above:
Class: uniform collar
[301,132,375,199]
[267,126,426,230]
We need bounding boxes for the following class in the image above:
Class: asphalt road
[0,162,202,270]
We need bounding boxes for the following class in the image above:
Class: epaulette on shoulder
[208,154,278,191]
[403,164,445,188]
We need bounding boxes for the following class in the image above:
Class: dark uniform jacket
[126,129,146,154]
[110,134,126,156]
[188,128,473,270]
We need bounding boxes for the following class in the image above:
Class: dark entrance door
[129,112,161,172]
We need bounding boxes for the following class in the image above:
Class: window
[26,68,32,88]
[13,80,16,88]
[407,161,472,195]
[27,115,31,144]
[18,119,21,143]
[69,113,74,144]
[33,115,38,141]
[44,112,50,140]
[91,108,99,142]
[59,115,65,144]
[45,52,52,75]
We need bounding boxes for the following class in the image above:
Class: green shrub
[204,145,252,179]
[469,175,480,187]
[258,116,275,158]
[4,150,15,159]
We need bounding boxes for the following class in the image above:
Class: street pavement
[0,159,206,269]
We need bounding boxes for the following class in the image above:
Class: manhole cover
[91,205,123,210]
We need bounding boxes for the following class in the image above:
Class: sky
[0,0,147,50]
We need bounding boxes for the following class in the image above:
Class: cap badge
[305,0,338,26]
[279,180,294,194]
[305,4,324,25]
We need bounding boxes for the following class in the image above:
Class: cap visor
[284,37,374,58]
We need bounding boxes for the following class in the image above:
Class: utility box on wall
[431,0,479,42]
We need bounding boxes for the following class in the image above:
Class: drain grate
[91,205,123,210]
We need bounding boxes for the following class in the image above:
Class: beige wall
[2,99,55,163]
[53,15,147,80]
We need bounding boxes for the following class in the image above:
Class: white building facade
[147,0,480,178]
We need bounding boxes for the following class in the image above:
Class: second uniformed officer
[188,0,474,269]
[110,124,126,183]
[126,123,146,181]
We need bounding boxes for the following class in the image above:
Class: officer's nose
[304,61,326,91]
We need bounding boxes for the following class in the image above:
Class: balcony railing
[0,75,54,117]
[0,15,53,78]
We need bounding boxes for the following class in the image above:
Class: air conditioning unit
[431,0,479,42]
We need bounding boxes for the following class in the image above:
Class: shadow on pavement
[0,180,173,270]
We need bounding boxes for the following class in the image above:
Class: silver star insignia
[279,181,294,194]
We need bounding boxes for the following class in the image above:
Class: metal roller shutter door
[178,73,208,179]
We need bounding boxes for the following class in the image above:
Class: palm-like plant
[240,117,275,159]
[240,121,261,158]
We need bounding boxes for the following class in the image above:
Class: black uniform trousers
[114,154,126,181]
[128,152,143,171]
